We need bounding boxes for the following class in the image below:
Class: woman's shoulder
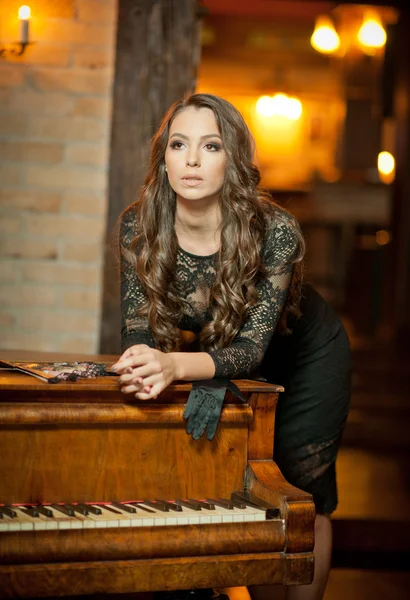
[262,204,302,259]
[120,203,139,246]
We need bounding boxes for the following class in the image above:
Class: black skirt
[260,284,351,515]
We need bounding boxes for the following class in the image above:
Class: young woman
[111,93,351,600]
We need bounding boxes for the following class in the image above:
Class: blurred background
[0,0,409,597]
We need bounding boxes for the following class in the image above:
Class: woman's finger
[135,382,163,401]
[112,350,156,374]
[121,379,144,394]
[111,345,151,371]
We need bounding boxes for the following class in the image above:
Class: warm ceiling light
[310,15,340,54]
[18,5,31,19]
[256,94,302,120]
[358,16,386,48]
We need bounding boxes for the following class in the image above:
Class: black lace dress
[120,205,350,515]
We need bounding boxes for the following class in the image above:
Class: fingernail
[110,365,118,372]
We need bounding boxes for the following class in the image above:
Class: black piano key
[231,499,247,509]
[174,499,201,511]
[33,505,53,518]
[196,500,216,510]
[100,504,122,514]
[111,502,136,514]
[0,506,17,518]
[142,500,169,512]
[231,491,280,519]
[21,506,40,518]
[78,503,102,515]
[156,499,183,512]
[129,502,155,514]
[51,504,75,517]
[66,504,88,516]
[206,498,234,509]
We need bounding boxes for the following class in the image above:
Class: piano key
[0,505,17,518]
[231,499,247,509]
[111,502,136,514]
[66,504,89,516]
[14,509,49,531]
[231,491,280,519]
[21,506,40,518]
[195,499,216,510]
[206,498,234,509]
[51,504,75,517]
[33,505,54,518]
[8,508,34,531]
[142,500,169,512]
[100,504,122,515]
[0,515,14,532]
[155,499,183,512]
[128,502,155,513]
[78,503,102,515]
[174,499,201,511]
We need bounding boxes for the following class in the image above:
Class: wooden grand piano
[0,355,315,599]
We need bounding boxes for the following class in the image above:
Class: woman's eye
[170,141,184,149]
[204,143,220,151]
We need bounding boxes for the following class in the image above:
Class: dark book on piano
[0,360,116,383]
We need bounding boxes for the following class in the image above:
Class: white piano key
[11,508,34,531]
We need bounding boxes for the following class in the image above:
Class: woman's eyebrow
[169,133,222,140]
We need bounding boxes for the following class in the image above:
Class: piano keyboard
[0,496,279,532]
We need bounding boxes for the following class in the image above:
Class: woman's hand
[111,345,179,400]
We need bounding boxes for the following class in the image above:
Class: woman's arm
[120,206,157,351]
[207,213,302,379]
[171,352,216,380]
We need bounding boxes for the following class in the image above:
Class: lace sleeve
[207,213,301,378]
[120,207,157,352]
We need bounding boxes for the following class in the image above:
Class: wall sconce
[311,10,387,56]
[0,5,32,60]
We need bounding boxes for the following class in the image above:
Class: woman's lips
[181,177,203,187]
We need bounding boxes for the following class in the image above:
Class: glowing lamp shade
[310,16,340,54]
[358,18,386,48]
[256,94,302,120]
[18,5,31,19]
[378,151,395,184]
[378,151,395,175]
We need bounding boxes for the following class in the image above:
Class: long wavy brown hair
[121,93,305,352]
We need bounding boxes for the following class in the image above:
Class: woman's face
[164,106,228,205]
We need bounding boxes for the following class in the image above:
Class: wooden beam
[100,0,201,353]
[388,8,410,347]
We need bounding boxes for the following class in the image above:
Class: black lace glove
[183,379,246,441]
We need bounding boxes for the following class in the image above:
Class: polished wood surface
[0,352,314,598]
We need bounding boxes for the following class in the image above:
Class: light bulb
[358,18,386,48]
[18,5,31,20]
[378,151,395,176]
[310,16,340,54]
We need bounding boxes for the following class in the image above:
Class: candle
[18,5,31,45]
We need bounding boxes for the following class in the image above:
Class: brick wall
[0,0,117,353]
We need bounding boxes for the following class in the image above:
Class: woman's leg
[287,514,332,600]
[248,514,332,600]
